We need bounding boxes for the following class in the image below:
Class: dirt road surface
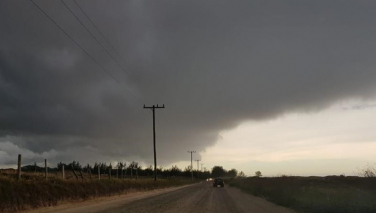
[27,181,295,213]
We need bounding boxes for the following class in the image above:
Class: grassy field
[228,176,376,213]
[0,170,194,213]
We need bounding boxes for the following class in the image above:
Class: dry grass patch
[0,171,193,212]
[228,176,376,213]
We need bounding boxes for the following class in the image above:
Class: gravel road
[27,181,295,213]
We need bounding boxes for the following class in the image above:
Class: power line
[29,0,118,83]
[60,0,131,77]
[29,0,143,103]
[72,0,131,76]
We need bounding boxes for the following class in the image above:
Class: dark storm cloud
[1,0,376,166]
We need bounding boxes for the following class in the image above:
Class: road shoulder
[20,184,196,213]
[226,186,296,213]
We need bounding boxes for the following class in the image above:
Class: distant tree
[160,166,170,177]
[157,166,163,175]
[184,165,193,177]
[83,164,92,173]
[211,166,226,178]
[99,163,107,174]
[117,162,126,178]
[57,162,66,170]
[93,162,99,172]
[130,162,141,179]
[92,162,107,174]
[170,165,182,176]
[202,170,211,179]
[237,171,246,178]
[255,171,262,177]
[358,163,376,177]
[227,169,238,178]
[184,165,192,172]
[145,165,153,177]
[129,161,138,179]
[108,163,113,177]
[67,161,81,171]
[22,164,44,172]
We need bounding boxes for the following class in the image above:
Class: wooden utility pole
[144,104,165,181]
[188,151,196,181]
[195,159,201,178]
[201,163,204,178]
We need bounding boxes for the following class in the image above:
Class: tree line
[21,161,246,179]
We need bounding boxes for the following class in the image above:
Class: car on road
[212,178,225,187]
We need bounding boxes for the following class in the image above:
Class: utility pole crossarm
[143,104,165,109]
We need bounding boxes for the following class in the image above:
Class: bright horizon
[170,100,376,177]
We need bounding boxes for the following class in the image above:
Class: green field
[228,176,376,213]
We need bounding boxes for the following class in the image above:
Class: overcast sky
[1,0,376,176]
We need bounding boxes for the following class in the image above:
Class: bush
[358,163,376,177]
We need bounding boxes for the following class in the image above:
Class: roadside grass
[0,171,194,213]
[228,176,376,213]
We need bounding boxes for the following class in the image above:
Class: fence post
[45,159,47,180]
[17,154,21,181]
[88,164,92,180]
[62,164,65,179]
[71,165,78,180]
[79,169,85,181]
[98,166,100,180]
